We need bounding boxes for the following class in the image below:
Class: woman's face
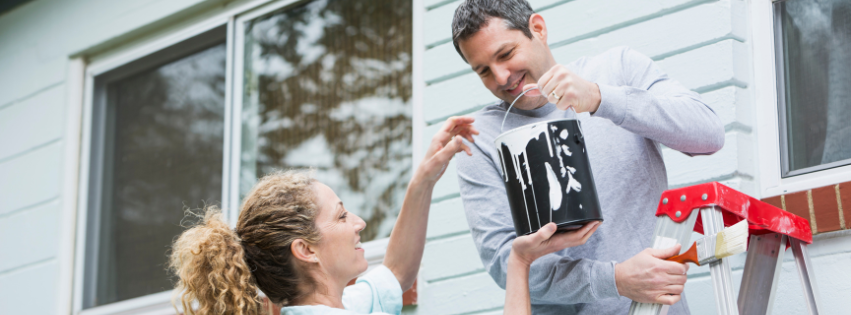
[312,182,369,282]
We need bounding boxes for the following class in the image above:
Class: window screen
[777,0,851,176]
[240,0,413,241]
[85,39,226,307]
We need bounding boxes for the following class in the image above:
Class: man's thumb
[521,84,541,97]
[649,244,682,259]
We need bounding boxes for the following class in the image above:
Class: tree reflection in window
[242,0,412,241]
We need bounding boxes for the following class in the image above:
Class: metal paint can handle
[500,87,578,132]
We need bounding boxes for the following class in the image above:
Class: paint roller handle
[666,242,700,266]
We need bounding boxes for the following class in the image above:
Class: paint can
[494,118,603,236]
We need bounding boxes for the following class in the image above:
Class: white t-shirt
[280,265,403,315]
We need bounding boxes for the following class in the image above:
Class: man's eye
[340,212,348,220]
[500,49,514,59]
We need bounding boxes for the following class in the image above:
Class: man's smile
[507,73,526,96]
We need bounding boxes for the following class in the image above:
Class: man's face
[458,16,555,110]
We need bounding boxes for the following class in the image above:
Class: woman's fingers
[433,136,464,163]
[534,223,558,243]
[451,124,479,143]
[547,221,600,251]
[426,116,475,158]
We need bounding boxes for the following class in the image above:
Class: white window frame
[751,0,851,199]
[66,0,423,313]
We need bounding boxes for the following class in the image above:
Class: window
[775,0,851,177]
[76,0,416,312]
[238,0,413,241]
[83,27,226,308]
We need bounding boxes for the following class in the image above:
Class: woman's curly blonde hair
[169,170,321,315]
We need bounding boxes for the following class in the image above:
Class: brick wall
[762,182,850,235]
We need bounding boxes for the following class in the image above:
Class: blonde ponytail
[169,208,262,315]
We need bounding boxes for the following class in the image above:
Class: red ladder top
[655,182,813,244]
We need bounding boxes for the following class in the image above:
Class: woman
[169,116,599,315]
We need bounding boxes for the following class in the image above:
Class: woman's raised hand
[510,221,601,266]
[417,116,479,184]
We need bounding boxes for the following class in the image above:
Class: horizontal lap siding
[0,199,61,272]
[0,1,226,314]
[0,260,60,314]
[0,142,63,215]
[418,0,755,313]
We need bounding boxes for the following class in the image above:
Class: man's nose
[493,65,511,87]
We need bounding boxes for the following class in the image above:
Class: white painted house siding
[0,0,849,314]
[0,1,237,314]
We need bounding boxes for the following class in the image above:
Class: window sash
[75,16,238,315]
[773,0,851,178]
[82,26,228,310]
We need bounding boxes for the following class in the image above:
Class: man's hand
[614,245,689,305]
[521,64,602,113]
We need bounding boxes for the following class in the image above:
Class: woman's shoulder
[342,265,403,315]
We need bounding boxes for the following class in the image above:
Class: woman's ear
[529,13,547,42]
[291,239,318,264]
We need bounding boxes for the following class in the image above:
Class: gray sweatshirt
[455,46,724,314]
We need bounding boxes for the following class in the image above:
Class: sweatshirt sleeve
[592,47,725,156]
[455,137,621,305]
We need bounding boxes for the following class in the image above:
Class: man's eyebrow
[336,201,344,214]
[472,43,514,73]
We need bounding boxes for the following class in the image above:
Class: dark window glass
[778,0,851,176]
[241,0,412,241]
[87,42,226,307]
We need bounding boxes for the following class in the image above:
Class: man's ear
[291,239,317,264]
[528,13,547,42]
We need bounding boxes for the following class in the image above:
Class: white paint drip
[559,129,568,139]
[496,123,554,231]
[561,145,572,156]
[544,162,562,211]
[565,166,582,193]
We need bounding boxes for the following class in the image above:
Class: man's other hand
[521,64,602,113]
[614,245,689,305]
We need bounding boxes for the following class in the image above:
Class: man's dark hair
[451,0,536,63]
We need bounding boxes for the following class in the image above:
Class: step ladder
[628,182,822,315]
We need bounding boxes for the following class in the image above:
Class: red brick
[811,186,841,233]
[763,196,783,210]
[784,191,813,233]
[403,279,418,305]
[840,182,851,230]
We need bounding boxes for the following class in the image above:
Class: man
[451,0,725,314]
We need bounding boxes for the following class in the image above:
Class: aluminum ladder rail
[628,182,821,315]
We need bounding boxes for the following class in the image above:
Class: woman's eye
[340,212,348,220]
